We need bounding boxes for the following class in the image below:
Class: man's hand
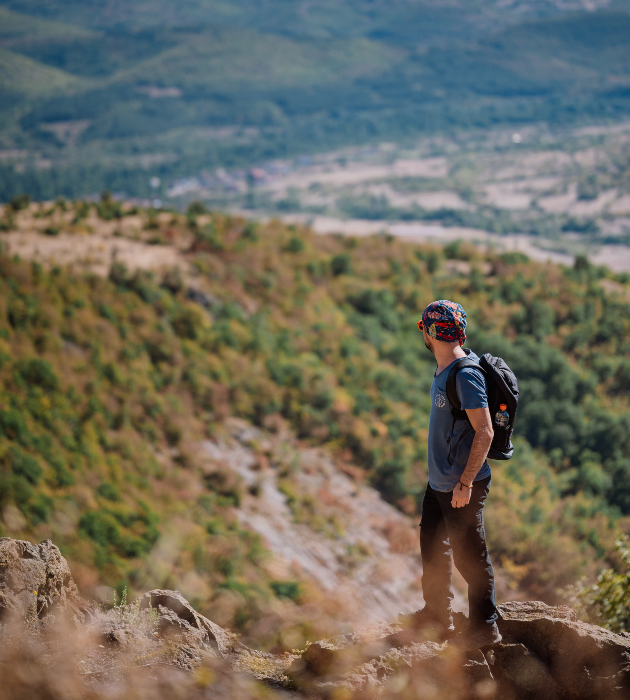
[451,481,472,508]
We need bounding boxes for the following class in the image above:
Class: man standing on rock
[400,300,502,650]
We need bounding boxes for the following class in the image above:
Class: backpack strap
[444,357,488,466]
[445,358,486,419]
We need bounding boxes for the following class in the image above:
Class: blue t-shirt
[428,350,491,492]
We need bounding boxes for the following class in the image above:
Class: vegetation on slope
[1,199,630,640]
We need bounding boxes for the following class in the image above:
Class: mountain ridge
[3,1,630,200]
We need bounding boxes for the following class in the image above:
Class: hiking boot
[397,608,456,642]
[450,622,502,651]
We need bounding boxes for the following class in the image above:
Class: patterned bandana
[417,300,467,345]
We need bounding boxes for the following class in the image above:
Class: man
[400,299,501,650]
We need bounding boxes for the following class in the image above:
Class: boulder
[288,623,495,698]
[486,643,563,700]
[138,589,243,658]
[497,601,630,699]
[0,538,92,624]
[294,638,391,679]
[310,642,496,699]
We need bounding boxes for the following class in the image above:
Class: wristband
[458,480,472,490]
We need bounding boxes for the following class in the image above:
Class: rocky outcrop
[283,602,630,699]
[494,600,630,700]
[0,537,92,623]
[287,617,495,698]
[138,588,244,659]
[1,539,629,700]
[293,638,495,699]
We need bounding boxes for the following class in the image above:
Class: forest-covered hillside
[2,1,630,200]
[1,197,630,644]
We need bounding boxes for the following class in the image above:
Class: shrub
[15,358,59,391]
[48,453,75,487]
[9,446,42,485]
[97,482,121,501]
[564,537,630,633]
[98,304,117,323]
[119,535,150,558]
[204,469,243,507]
[27,493,54,525]
[266,359,304,389]
[193,224,223,252]
[371,459,409,505]
[8,194,30,212]
[172,306,207,340]
[79,510,121,547]
[286,237,305,253]
[187,200,207,216]
[0,409,33,446]
[270,580,301,601]
[331,253,352,276]
[444,240,463,259]
[128,270,161,304]
[500,251,529,265]
[96,191,123,220]
[109,262,129,286]
[242,222,259,241]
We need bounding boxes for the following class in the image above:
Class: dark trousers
[420,476,498,626]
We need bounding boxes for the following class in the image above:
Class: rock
[499,600,577,623]
[299,643,338,677]
[313,641,443,698]
[294,638,391,678]
[289,623,496,699]
[497,601,630,699]
[312,643,496,699]
[464,649,498,698]
[103,626,138,648]
[186,287,221,310]
[288,622,400,685]
[138,589,243,658]
[486,643,563,700]
[2,537,629,700]
[0,538,92,623]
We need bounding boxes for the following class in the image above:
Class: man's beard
[424,335,435,355]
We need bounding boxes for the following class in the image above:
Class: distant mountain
[1,0,630,200]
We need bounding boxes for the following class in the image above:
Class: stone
[138,589,243,658]
[0,538,92,624]
[313,643,496,699]
[497,601,630,699]
[464,648,498,698]
[314,641,442,697]
[103,627,138,648]
[486,643,563,700]
[289,624,496,699]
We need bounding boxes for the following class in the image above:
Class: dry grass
[0,612,282,700]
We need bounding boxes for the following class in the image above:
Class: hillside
[2,1,630,200]
[1,197,630,648]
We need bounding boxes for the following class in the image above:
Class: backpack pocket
[492,424,512,453]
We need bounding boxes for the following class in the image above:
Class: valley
[166,120,630,270]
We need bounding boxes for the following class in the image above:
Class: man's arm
[451,407,494,508]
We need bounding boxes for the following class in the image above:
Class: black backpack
[445,350,519,460]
